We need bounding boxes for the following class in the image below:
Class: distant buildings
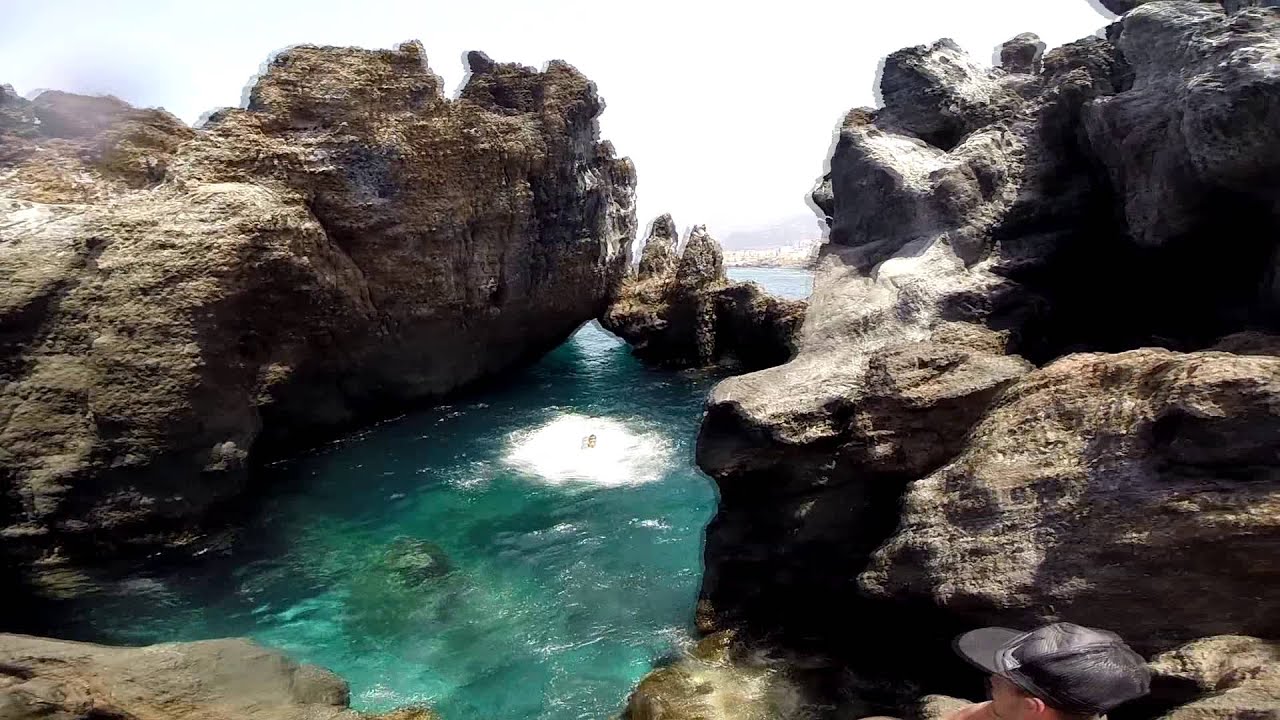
[722,238,821,268]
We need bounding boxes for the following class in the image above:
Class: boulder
[638,214,680,280]
[0,41,635,578]
[601,218,805,369]
[0,633,437,720]
[1000,33,1047,75]
[1150,636,1280,720]
[860,349,1280,654]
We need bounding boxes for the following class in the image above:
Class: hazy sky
[4,0,1113,237]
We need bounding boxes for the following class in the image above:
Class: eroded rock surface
[0,42,635,577]
[693,1,1280,714]
[1149,636,1280,720]
[0,633,438,720]
[601,217,805,369]
[861,349,1280,652]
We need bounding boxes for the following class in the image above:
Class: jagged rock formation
[0,633,438,720]
[1098,0,1279,15]
[688,2,1280,717]
[0,42,635,580]
[601,216,805,369]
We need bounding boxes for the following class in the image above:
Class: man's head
[954,622,1152,720]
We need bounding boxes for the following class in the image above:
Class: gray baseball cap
[954,622,1152,715]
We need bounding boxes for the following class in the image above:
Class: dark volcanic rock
[0,41,635,581]
[601,218,805,370]
[1098,0,1279,15]
[689,1,1280,713]
[1000,33,1046,74]
[638,214,680,279]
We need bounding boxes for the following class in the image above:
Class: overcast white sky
[3,0,1113,237]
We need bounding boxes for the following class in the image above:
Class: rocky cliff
[0,633,437,720]
[0,42,636,583]
[601,215,806,369]
[681,2,1280,718]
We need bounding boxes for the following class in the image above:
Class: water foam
[504,413,671,487]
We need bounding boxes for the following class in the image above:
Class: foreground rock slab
[0,633,437,720]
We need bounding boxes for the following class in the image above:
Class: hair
[1004,680,1098,720]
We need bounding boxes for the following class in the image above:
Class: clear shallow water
[55,269,811,720]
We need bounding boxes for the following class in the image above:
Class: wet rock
[382,536,453,586]
[622,633,815,720]
[601,218,805,369]
[0,41,635,578]
[0,633,436,720]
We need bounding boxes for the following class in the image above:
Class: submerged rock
[622,632,820,720]
[0,41,636,580]
[692,1,1280,713]
[601,217,805,370]
[381,536,453,587]
[0,633,437,720]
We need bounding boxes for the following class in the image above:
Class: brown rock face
[690,1,1280,714]
[601,218,805,370]
[861,349,1280,653]
[1149,636,1280,720]
[0,633,439,720]
[0,41,635,574]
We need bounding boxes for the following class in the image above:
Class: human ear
[1023,696,1047,717]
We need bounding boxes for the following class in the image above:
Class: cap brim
[954,627,1022,674]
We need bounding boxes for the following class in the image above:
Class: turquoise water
[727,266,814,300]
[56,269,811,720]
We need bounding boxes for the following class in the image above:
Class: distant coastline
[723,246,819,269]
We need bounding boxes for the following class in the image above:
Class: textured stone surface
[602,219,805,369]
[861,349,1280,653]
[1097,0,1279,15]
[913,695,974,720]
[692,2,1280,713]
[0,42,635,575]
[0,633,437,720]
[1150,636,1280,720]
[1000,33,1047,75]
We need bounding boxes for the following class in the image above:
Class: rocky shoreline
[3,1,1279,718]
[0,43,635,585]
[631,1,1280,718]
